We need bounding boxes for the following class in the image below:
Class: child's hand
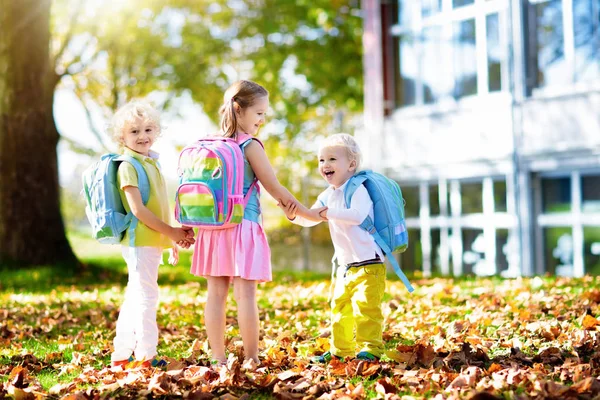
[170,227,194,243]
[177,239,192,249]
[306,206,327,221]
[277,200,298,220]
[182,226,195,240]
[168,247,179,265]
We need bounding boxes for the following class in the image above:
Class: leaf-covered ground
[1,253,600,399]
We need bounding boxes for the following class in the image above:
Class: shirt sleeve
[289,200,323,227]
[117,162,139,190]
[326,185,372,225]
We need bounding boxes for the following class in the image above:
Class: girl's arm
[321,185,372,225]
[245,140,317,219]
[279,201,324,227]
[123,186,192,243]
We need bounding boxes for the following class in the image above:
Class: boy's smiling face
[318,145,357,189]
[122,116,158,156]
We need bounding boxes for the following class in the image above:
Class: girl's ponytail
[219,97,238,139]
[218,80,268,138]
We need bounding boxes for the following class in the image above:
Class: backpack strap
[362,218,414,293]
[116,155,150,247]
[343,171,414,292]
[238,135,264,207]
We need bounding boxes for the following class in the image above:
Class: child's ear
[349,159,357,171]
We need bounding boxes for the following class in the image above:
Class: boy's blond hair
[319,133,362,170]
[108,100,162,146]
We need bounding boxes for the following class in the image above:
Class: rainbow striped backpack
[175,134,260,229]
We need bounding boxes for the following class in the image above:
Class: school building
[358,0,600,277]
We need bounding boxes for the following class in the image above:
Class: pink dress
[190,135,272,282]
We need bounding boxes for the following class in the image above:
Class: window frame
[390,0,509,109]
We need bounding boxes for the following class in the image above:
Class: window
[395,35,418,106]
[486,13,503,92]
[399,229,422,271]
[582,175,600,212]
[429,184,440,215]
[391,1,508,108]
[462,182,484,214]
[453,19,478,99]
[453,0,475,8]
[422,0,442,18]
[584,227,600,275]
[526,0,600,91]
[573,0,600,81]
[541,176,571,213]
[402,185,420,217]
[494,180,507,212]
[544,227,573,275]
[423,26,447,103]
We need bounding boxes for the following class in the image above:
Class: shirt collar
[331,178,351,192]
[122,147,160,161]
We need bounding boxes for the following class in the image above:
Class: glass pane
[401,185,419,217]
[462,229,484,275]
[533,0,568,88]
[399,228,421,272]
[541,176,571,213]
[453,19,478,99]
[544,227,573,276]
[431,229,448,275]
[486,13,503,92]
[395,35,417,106]
[423,0,443,18]
[573,0,600,81]
[582,175,600,212]
[429,184,440,215]
[453,0,475,8]
[398,0,413,27]
[584,227,600,275]
[494,180,507,212]
[462,182,483,214]
[496,229,510,275]
[422,26,447,104]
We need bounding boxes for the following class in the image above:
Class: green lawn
[1,233,599,399]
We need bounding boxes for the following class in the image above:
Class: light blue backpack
[82,154,150,246]
[318,170,414,292]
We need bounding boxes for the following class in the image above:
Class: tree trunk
[0,0,78,267]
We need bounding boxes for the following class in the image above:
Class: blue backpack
[318,170,414,292]
[82,154,150,246]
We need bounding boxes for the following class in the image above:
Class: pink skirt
[190,220,272,282]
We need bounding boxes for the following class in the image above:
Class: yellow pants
[330,263,386,358]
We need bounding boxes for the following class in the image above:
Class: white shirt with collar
[292,179,383,266]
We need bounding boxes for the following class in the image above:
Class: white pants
[111,246,162,362]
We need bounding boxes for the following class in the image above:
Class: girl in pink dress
[190,80,323,365]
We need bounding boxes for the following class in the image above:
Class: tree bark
[0,0,78,267]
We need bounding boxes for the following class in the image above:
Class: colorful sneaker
[111,355,134,368]
[311,351,344,364]
[125,357,167,369]
[356,351,379,361]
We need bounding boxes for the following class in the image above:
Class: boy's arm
[322,185,372,225]
[283,201,325,227]
[122,186,188,242]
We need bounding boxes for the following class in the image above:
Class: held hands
[277,200,328,222]
[171,226,195,248]
[278,200,298,220]
[308,206,328,221]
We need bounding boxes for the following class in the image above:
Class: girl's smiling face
[236,95,268,136]
[318,145,357,189]
[122,117,158,156]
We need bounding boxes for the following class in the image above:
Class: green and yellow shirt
[117,148,172,249]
